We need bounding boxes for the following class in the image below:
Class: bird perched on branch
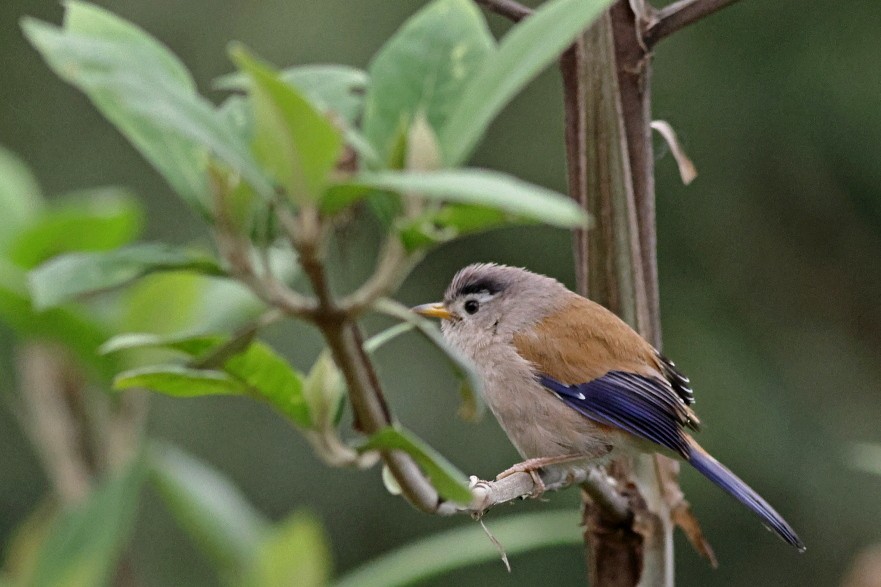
[413,263,804,551]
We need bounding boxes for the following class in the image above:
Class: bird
[412,262,804,551]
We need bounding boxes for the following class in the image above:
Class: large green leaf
[147,442,268,577]
[99,332,222,358]
[223,341,310,427]
[333,510,582,587]
[22,2,271,211]
[362,0,494,162]
[243,512,331,587]
[440,0,614,165]
[398,203,512,252]
[342,169,588,229]
[217,65,368,125]
[119,272,206,336]
[7,188,143,269]
[28,243,225,310]
[113,365,246,398]
[230,45,342,203]
[106,332,311,428]
[29,460,146,587]
[360,426,472,505]
[0,146,44,251]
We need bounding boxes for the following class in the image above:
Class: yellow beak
[411,302,453,320]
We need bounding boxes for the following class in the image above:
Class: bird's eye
[464,299,479,314]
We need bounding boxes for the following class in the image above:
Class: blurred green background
[2,0,880,585]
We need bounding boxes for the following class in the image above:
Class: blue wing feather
[539,371,692,457]
[538,371,806,550]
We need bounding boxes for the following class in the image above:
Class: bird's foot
[496,454,585,499]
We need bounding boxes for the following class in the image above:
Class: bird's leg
[496,454,586,498]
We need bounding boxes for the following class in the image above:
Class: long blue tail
[686,438,805,551]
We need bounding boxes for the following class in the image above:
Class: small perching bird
[413,263,804,551]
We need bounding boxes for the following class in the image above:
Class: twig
[643,0,742,47]
[436,468,630,522]
[273,200,443,512]
[211,189,316,318]
[474,0,532,22]
[319,321,442,512]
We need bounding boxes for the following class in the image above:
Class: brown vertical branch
[561,40,589,294]
[609,0,660,347]
[564,1,674,585]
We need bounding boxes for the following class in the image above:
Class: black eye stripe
[457,278,502,298]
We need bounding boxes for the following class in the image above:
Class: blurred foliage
[0,0,880,586]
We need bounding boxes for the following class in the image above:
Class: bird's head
[412,263,567,352]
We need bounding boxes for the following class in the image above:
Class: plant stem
[643,0,743,48]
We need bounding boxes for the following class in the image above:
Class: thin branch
[319,321,442,512]
[474,0,532,22]
[437,469,631,522]
[278,209,442,512]
[214,224,316,317]
[643,0,742,47]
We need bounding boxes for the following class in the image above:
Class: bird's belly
[482,371,612,462]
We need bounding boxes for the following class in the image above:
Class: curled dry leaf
[651,120,697,185]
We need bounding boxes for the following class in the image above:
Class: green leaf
[30,460,146,587]
[147,441,268,577]
[0,258,116,380]
[398,204,511,252]
[28,243,225,310]
[119,245,299,336]
[230,45,342,203]
[359,426,472,505]
[217,65,368,124]
[23,3,271,211]
[223,341,310,428]
[113,365,245,397]
[119,272,206,336]
[0,146,44,251]
[333,510,582,587]
[8,188,143,269]
[100,331,221,357]
[440,0,614,165]
[344,169,588,229]
[106,332,311,428]
[243,511,331,587]
[114,364,245,397]
[362,0,494,162]
[434,203,510,233]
